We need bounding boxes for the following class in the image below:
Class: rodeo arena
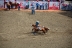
[0,0,72,48]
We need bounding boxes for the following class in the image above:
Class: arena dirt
[0,10,72,48]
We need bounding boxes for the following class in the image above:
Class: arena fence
[0,0,72,10]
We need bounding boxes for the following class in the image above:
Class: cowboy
[31,4,35,14]
[35,21,42,30]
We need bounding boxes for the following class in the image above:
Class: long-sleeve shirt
[31,6,35,10]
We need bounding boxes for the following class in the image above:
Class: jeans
[32,10,35,14]
[18,6,20,11]
[61,6,67,10]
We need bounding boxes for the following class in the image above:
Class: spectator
[42,3,44,10]
[6,2,11,10]
[39,2,42,10]
[18,3,20,11]
[25,2,29,9]
[45,3,48,10]
[36,2,39,9]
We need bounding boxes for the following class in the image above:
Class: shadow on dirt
[58,11,72,18]
[0,35,8,48]
[65,29,72,35]
[27,12,35,16]
[24,31,45,36]
[27,13,32,15]
[0,36,3,48]
[65,29,72,48]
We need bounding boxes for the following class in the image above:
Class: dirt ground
[0,10,72,48]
